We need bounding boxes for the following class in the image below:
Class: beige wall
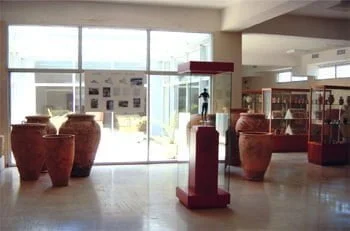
[213,32,242,108]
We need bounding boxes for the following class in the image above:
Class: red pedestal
[308,141,348,166]
[176,126,230,209]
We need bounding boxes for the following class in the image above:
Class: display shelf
[308,85,350,165]
[262,88,309,152]
[241,89,262,113]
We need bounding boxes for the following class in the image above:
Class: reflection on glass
[149,75,211,161]
[9,26,78,69]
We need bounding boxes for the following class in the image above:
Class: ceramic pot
[11,123,47,181]
[226,108,248,167]
[43,134,75,187]
[238,132,272,181]
[230,108,248,129]
[25,115,57,172]
[235,113,268,133]
[25,115,57,134]
[59,114,101,177]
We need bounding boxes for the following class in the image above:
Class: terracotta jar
[26,115,57,172]
[59,114,101,177]
[230,108,248,129]
[25,115,57,134]
[235,113,268,133]
[238,132,272,181]
[43,134,75,187]
[11,123,47,181]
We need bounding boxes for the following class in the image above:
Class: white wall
[2,1,221,32]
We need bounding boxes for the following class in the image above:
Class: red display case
[308,85,350,165]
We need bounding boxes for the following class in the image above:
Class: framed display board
[84,71,146,114]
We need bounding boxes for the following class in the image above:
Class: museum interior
[0,0,349,230]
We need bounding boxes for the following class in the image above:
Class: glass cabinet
[241,89,262,113]
[262,88,309,152]
[308,85,350,165]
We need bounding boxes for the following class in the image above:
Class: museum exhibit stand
[242,89,263,113]
[308,85,350,166]
[176,61,232,209]
[262,88,309,152]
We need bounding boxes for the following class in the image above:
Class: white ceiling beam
[221,0,319,31]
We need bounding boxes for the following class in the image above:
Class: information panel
[84,71,146,114]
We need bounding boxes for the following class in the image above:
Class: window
[336,64,350,78]
[276,71,292,83]
[317,66,336,79]
[291,76,308,81]
[82,28,147,70]
[150,31,212,71]
[9,26,79,69]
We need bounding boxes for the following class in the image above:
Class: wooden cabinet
[308,85,350,165]
[262,88,309,152]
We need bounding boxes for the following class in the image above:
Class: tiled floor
[1,153,349,231]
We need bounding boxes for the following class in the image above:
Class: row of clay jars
[11,114,101,183]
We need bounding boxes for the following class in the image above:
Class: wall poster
[84,71,146,114]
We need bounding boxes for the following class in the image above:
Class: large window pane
[82,28,147,70]
[276,71,291,83]
[9,26,78,69]
[317,66,335,79]
[10,72,80,164]
[150,31,212,71]
[336,64,350,78]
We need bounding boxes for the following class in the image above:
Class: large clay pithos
[59,114,101,177]
[235,113,268,133]
[25,115,57,172]
[11,123,47,181]
[230,108,248,129]
[43,134,75,187]
[238,132,272,181]
[25,115,57,134]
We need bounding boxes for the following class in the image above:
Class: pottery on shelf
[43,134,75,187]
[10,123,47,181]
[59,114,101,177]
[238,132,272,181]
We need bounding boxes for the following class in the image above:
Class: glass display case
[262,88,309,152]
[242,89,262,113]
[308,85,350,165]
[176,61,231,209]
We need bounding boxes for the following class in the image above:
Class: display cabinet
[176,61,232,209]
[262,88,309,152]
[242,89,262,113]
[308,85,350,165]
